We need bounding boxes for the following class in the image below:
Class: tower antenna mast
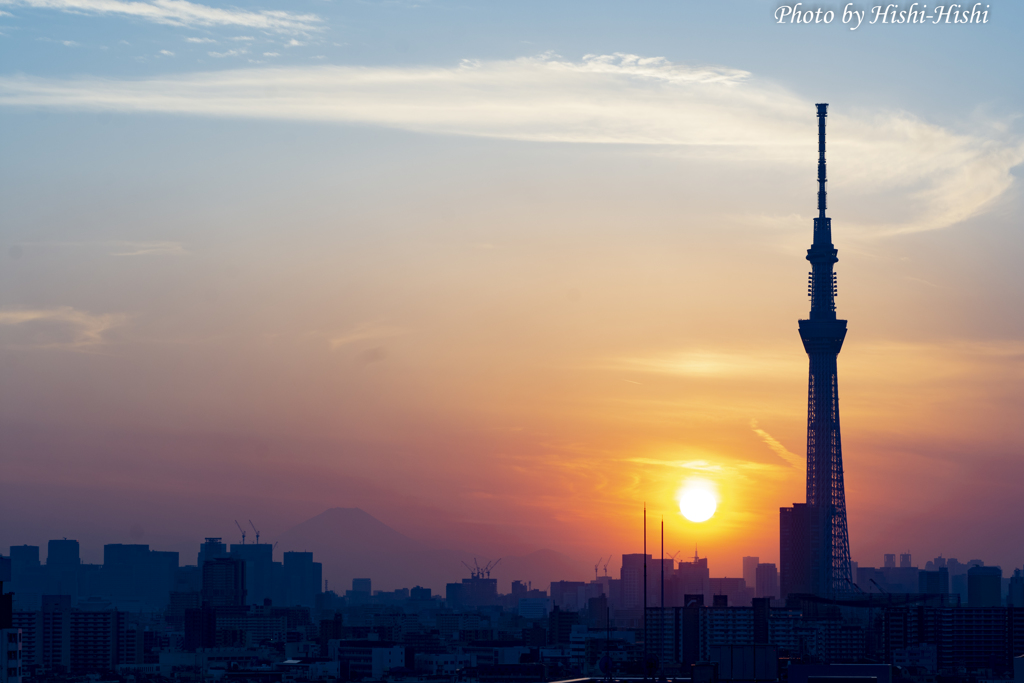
[795,103,852,597]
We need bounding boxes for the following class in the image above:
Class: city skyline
[2,1,1024,581]
[7,513,1017,601]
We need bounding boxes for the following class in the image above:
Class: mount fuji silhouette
[276,507,588,593]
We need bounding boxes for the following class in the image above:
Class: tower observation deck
[780,104,853,599]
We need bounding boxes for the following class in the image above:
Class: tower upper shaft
[797,103,852,597]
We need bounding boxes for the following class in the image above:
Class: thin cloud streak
[109,240,187,256]
[613,350,804,378]
[0,53,1019,234]
[750,419,802,469]
[14,240,187,256]
[0,307,127,348]
[329,322,406,350]
[0,0,322,33]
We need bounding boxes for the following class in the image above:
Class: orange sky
[2,21,1023,581]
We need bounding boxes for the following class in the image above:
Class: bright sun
[677,482,718,523]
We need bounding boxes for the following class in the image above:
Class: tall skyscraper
[781,104,853,598]
[201,557,246,607]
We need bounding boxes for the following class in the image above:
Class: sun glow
[677,479,718,523]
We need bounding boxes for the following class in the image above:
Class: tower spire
[783,103,853,599]
[817,103,827,220]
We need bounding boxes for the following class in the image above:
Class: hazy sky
[1,0,1022,581]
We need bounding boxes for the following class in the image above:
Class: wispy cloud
[329,322,405,350]
[208,48,245,58]
[626,457,723,472]
[0,306,126,348]
[750,419,802,468]
[0,0,322,33]
[184,36,215,43]
[109,240,186,256]
[613,349,803,378]
[0,53,1018,234]
[13,239,187,256]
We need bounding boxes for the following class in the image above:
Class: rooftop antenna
[249,520,260,544]
[643,504,648,681]
[660,516,665,675]
[234,520,246,545]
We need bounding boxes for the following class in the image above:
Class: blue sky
[2,1,1020,115]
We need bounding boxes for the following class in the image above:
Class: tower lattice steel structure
[798,103,852,597]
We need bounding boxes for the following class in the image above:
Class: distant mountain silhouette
[276,507,588,594]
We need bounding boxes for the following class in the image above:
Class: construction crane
[249,520,260,544]
[602,557,611,577]
[594,557,604,580]
[462,558,502,579]
[484,558,501,578]
[234,520,246,545]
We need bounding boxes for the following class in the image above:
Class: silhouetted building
[709,578,750,607]
[620,554,649,610]
[550,581,587,610]
[669,556,710,607]
[165,591,200,630]
[1,625,23,683]
[101,544,177,610]
[201,558,246,607]
[968,566,1002,607]
[548,606,579,645]
[755,564,778,600]
[197,538,228,567]
[742,557,759,592]
[230,543,273,606]
[919,567,950,595]
[68,608,128,674]
[183,607,216,650]
[46,541,79,569]
[40,595,71,672]
[1009,569,1024,608]
[282,552,321,607]
[780,503,814,598]
[8,548,42,612]
[446,577,498,609]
